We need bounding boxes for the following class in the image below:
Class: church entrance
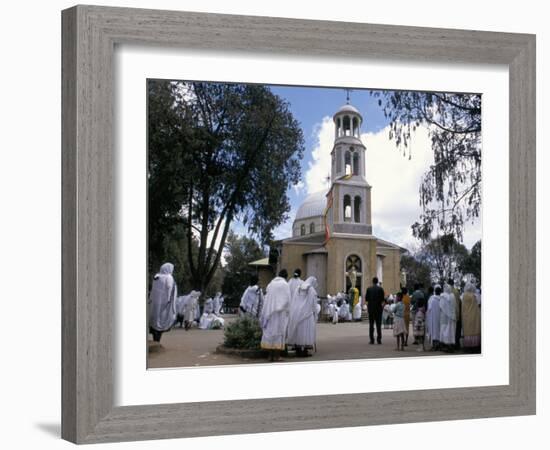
[345,254,363,297]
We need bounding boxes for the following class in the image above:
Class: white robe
[148,263,177,332]
[288,277,303,302]
[204,298,214,314]
[260,277,290,350]
[181,291,200,323]
[353,302,362,320]
[338,301,351,321]
[199,312,225,330]
[240,285,262,317]
[287,277,318,348]
[328,302,339,324]
[425,294,441,344]
[439,288,457,345]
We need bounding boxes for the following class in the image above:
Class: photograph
[146,79,482,368]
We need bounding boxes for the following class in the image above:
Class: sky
[230,84,481,251]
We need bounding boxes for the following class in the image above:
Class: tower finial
[345,88,353,104]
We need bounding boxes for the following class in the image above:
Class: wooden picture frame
[62,5,536,444]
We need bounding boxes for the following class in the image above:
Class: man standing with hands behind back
[366,277,385,344]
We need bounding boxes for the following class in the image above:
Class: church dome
[295,191,327,220]
[335,104,360,115]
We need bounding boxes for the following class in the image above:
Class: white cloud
[302,120,482,250]
[305,116,334,194]
[292,180,305,194]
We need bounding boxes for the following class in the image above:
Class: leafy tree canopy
[148,80,304,292]
[373,91,481,242]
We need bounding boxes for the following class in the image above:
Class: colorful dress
[392,302,407,336]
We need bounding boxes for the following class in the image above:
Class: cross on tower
[324,172,331,188]
[345,88,353,104]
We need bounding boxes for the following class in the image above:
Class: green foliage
[418,234,469,283]
[223,316,263,350]
[407,235,480,286]
[373,91,481,242]
[221,231,265,307]
[461,240,482,285]
[148,80,304,293]
[400,252,432,292]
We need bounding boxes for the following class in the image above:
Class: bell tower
[327,99,372,235]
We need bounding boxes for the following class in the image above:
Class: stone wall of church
[380,248,401,295]
[279,242,315,281]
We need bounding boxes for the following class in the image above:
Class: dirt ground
[147,315,460,369]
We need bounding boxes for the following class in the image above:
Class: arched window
[343,195,352,222]
[310,222,315,233]
[354,196,361,223]
[352,152,359,176]
[346,254,362,272]
[352,117,359,137]
[336,117,341,137]
[345,151,352,175]
[343,116,351,136]
[300,224,306,236]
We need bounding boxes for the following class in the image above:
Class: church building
[252,101,406,298]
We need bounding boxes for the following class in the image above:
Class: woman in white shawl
[148,263,177,343]
[260,269,291,361]
[240,275,263,317]
[439,284,457,352]
[288,268,303,303]
[425,285,442,351]
[181,290,201,330]
[287,276,319,357]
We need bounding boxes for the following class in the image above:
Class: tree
[373,91,481,242]
[461,239,482,285]
[221,231,265,307]
[418,234,469,283]
[400,252,432,292]
[148,80,304,293]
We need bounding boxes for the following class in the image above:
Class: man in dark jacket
[365,277,385,344]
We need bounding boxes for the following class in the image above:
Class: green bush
[223,316,262,349]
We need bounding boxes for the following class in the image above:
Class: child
[413,297,426,351]
[392,292,406,351]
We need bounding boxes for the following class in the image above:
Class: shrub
[223,316,262,349]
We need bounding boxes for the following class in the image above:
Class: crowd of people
[369,279,482,353]
[148,262,481,359]
[239,268,320,362]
